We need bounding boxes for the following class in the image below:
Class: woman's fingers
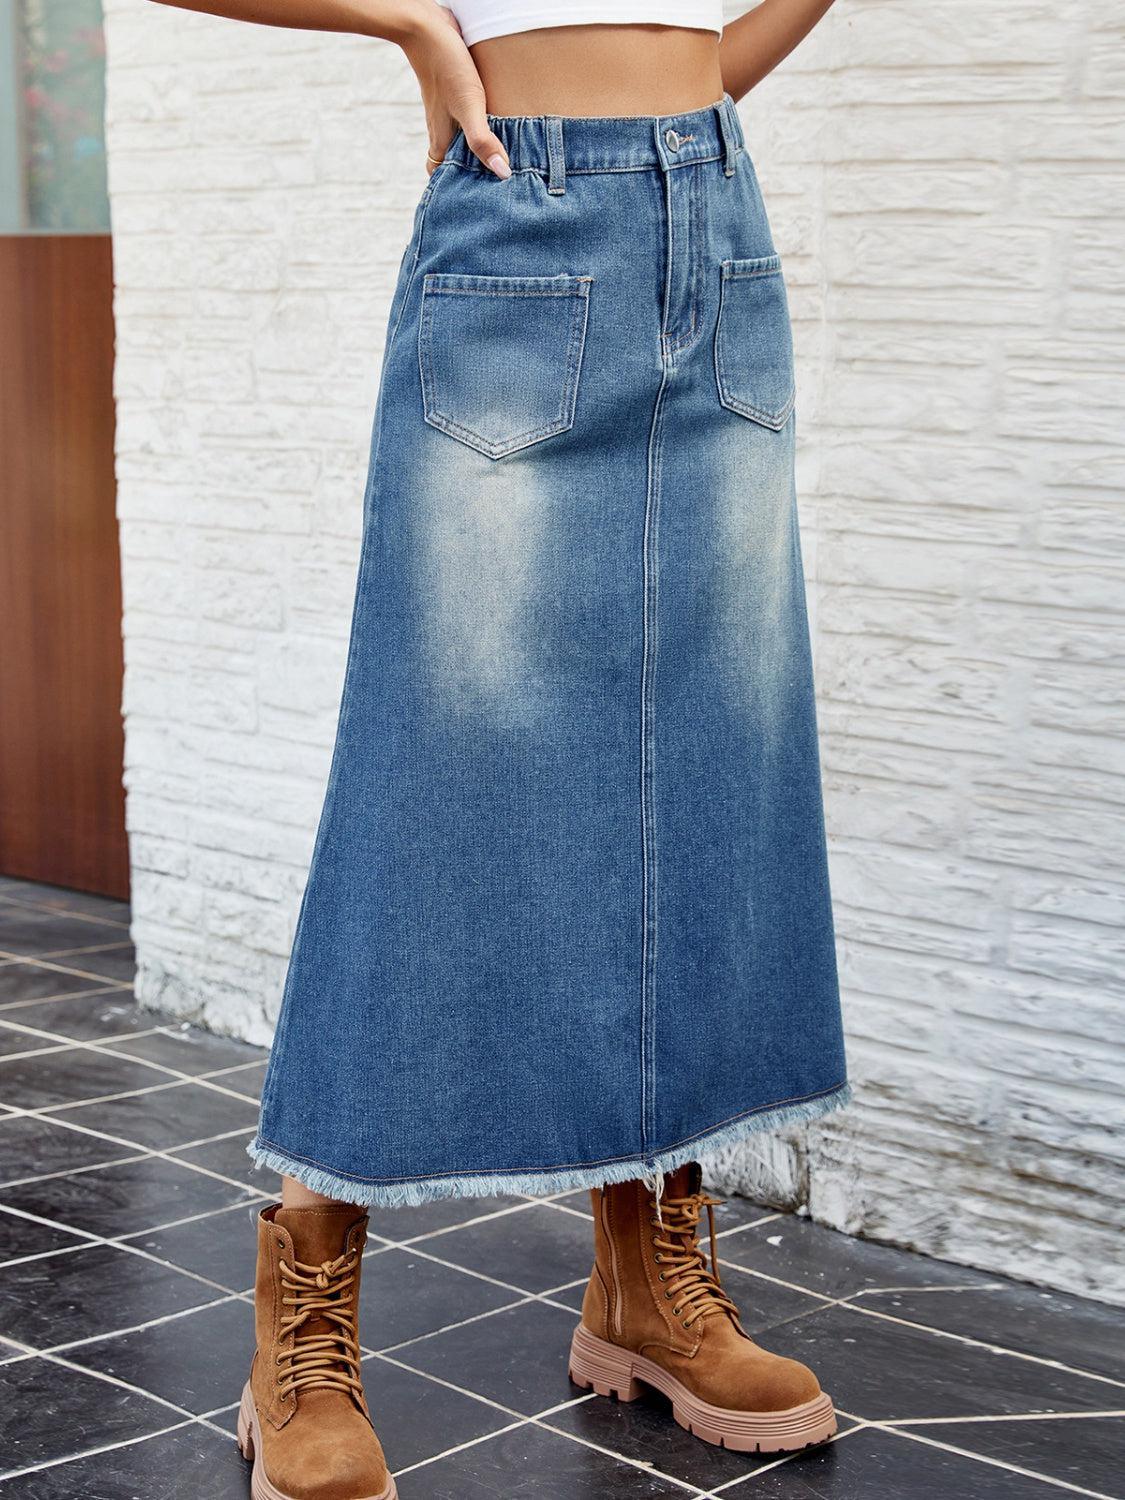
[459,101,511,179]
[403,11,510,180]
[430,108,511,179]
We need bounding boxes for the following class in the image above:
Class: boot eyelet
[658,1272,665,1281]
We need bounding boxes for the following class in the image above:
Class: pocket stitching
[419,278,591,459]
[424,272,593,297]
[714,257,795,430]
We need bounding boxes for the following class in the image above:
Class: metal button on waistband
[664,128,681,152]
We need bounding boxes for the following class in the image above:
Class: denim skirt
[249,95,849,1207]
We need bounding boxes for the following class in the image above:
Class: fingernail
[488,153,512,180]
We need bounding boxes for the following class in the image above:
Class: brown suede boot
[569,1164,836,1453]
[238,1202,396,1500]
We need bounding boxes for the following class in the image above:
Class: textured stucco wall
[105,0,1125,1301]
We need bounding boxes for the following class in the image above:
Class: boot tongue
[272,1203,365,1329]
[662,1162,702,1201]
[273,1203,366,1267]
[272,1205,366,1396]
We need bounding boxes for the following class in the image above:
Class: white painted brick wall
[104,0,1125,1301]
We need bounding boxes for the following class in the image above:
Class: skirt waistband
[443,93,745,186]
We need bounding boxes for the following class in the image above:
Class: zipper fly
[660,160,705,362]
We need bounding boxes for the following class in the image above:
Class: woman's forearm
[147,0,432,45]
[720,0,836,101]
[146,0,516,178]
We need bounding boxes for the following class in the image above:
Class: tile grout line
[0,940,133,961]
[3,1050,267,1117]
[0,893,132,929]
[0,947,134,980]
[0,1018,175,1048]
[877,1420,1121,1500]
[888,1409,1125,1425]
[363,1268,589,1361]
[0,982,135,1014]
[1,1134,273,1202]
[714,1212,785,1239]
[0,1196,270,1305]
[54,1232,258,1308]
[387,1415,533,1479]
[361,1295,540,1360]
[0,1241,94,1272]
[0,1041,76,1065]
[0,1420,196,1484]
[387,1196,585,1247]
[525,1195,782,1241]
[0,952,142,989]
[687,1265,1125,1394]
[373,1346,574,1427]
[378,1237,589,1313]
[368,1356,713,1495]
[834,1300,1125,1391]
[712,1256,847,1305]
[2,1341,216,1444]
[530,1414,710,1494]
[9,1025,267,1089]
[0,1118,269,1194]
[24,1291,244,1360]
[7,1200,588,1366]
[849,1281,1010,1296]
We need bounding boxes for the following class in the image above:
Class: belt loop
[717,94,738,178]
[545,116,566,195]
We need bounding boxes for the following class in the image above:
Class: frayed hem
[245,1081,851,1209]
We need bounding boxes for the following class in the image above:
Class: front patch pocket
[714,255,796,430]
[419,272,592,459]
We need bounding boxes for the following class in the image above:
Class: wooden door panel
[0,234,128,899]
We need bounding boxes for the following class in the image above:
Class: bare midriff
[468,24,725,118]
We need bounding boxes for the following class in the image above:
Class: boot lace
[276,1249,364,1401]
[650,1191,741,1331]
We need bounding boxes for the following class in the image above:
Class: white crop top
[445,0,724,48]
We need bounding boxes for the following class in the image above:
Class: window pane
[0,0,110,232]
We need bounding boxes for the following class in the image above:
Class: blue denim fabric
[249,96,849,1207]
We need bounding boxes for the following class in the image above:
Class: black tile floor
[0,874,1123,1499]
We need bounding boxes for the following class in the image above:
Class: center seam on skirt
[641,161,676,1163]
[643,373,668,1162]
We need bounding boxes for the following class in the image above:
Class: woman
[151,0,848,1492]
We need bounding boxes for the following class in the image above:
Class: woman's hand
[402,4,511,177]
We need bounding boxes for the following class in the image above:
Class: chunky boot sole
[237,1383,398,1500]
[568,1323,837,1453]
